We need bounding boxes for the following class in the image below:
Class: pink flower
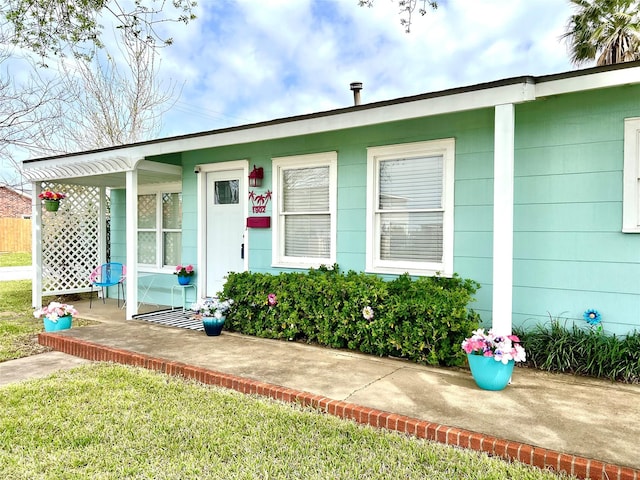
[268,293,277,306]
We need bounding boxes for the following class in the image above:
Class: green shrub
[514,317,640,383]
[221,265,481,367]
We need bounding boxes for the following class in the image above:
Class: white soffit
[22,156,182,185]
[22,156,134,181]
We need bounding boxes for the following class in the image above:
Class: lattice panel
[41,183,102,294]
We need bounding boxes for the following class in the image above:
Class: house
[0,185,31,218]
[21,61,640,336]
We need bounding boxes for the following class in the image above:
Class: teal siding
[512,85,640,335]
[109,83,640,335]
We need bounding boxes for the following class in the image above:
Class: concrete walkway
[3,300,639,480]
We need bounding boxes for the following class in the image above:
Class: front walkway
[37,299,640,480]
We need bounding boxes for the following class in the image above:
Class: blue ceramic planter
[202,316,225,336]
[43,314,72,332]
[467,354,514,391]
[177,275,191,285]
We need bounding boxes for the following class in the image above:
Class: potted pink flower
[461,328,526,391]
[38,189,67,212]
[174,264,195,285]
[34,301,78,332]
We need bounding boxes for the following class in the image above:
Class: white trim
[31,182,42,309]
[125,169,139,320]
[20,65,640,178]
[537,66,640,98]
[623,117,640,233]
[137,182,182,195]
[272,152,337,269]
[492,104,515,336]
[365,139,455,277]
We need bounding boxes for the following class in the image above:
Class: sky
[155,0,576,137]
[3,0,580,184]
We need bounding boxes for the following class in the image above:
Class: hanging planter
[39,190,66,212]
[44,200,60,212]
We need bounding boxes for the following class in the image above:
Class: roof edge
[22,60,640,165]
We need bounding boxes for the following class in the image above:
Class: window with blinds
[367,139,455,276]
[283,166,330,258]
[272,152,337,268]
[379,156,443,262]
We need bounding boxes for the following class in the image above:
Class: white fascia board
[23,81,538,169]
[536,65,640,98]
[148,82,537,155]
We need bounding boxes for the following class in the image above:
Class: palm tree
[563,0,640,66]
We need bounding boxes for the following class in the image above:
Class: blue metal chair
[89,262,126,308]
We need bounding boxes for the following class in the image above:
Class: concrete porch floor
[71,298,170,324]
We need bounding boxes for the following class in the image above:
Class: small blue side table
[171,284,197,312]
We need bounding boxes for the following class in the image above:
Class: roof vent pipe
[350,82,363,106]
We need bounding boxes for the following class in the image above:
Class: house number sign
[249,190,271,214]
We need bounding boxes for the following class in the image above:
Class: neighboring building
[0,186,31,218]
[21,62,640,336]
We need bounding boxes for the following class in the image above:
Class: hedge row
[221,265,481,367]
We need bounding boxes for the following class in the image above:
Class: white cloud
[4,0,580,171]
[154,0,578,139]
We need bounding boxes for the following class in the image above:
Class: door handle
[240,243,244,259]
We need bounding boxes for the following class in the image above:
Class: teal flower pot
[202,316,225,336]
[43,315,72,332]
[177,275,191,285]
[467,354,514,391]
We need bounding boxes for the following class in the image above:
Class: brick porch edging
[39,332,638,480]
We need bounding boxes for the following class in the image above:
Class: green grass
[0,280,47,361]
[0,280,94,361]
[0,364,574,480]
[0,251,31,267]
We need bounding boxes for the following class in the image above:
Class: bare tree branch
[358,0,438,32]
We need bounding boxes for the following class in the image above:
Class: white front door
[206,169,246,296]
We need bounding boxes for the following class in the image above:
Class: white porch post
[125,169,139,320]
[98,186,107,265]
[492,104,515,335]
[31,182,42,309]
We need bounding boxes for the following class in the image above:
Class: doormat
[133,309,203,331]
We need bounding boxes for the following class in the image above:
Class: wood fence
[0,218,31,252]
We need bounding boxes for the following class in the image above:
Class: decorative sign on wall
[249,190,271,214]
[247,190,272,228]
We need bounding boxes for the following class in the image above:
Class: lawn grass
[0,251,31,267]
[0,280,48,361]
[0,280,93,361]
[0,364,575,480]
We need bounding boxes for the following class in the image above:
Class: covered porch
[21,154,184,319]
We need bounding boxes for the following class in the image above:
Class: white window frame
[138,182,182,272]
[272,152,337,269]
[366,139,455,276]
[623,117,640,233]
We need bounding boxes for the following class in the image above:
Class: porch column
[31,182,42,309]
[98,186,107,265]
[492,103,515,335]
[125,169,139,320]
